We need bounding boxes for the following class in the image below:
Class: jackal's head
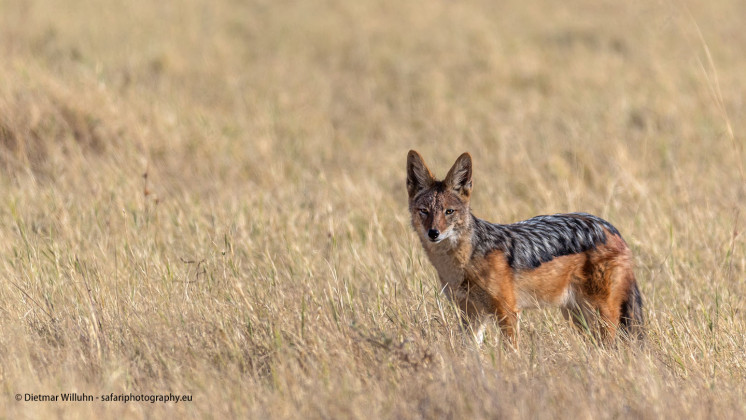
[406,150,473,246]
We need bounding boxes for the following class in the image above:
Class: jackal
[406,150,643,347]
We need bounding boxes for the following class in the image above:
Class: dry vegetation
[1,0,745,418]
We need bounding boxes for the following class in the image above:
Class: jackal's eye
[419,208,429,216]
[445,209,455,215]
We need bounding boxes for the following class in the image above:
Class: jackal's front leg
[458,310,489,345]
[460,305,519,348]
[448,283,487,344]
[494,306,520,349]
[459,283,519,348]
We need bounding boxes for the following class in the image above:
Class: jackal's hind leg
[562,302,618,345]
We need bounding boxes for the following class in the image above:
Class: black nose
[428,229,440,240]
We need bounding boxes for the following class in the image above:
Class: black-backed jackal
[406,150,643,347]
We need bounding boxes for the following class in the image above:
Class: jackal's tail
[620,280,644,340]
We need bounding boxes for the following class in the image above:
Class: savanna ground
[1,0,745,418]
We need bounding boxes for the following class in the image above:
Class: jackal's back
[472,213,622,270]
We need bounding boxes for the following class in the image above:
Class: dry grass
[1,0,745,418]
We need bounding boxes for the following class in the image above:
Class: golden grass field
[1,0,745,418]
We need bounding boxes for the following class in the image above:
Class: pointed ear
[406,150,435,199]
[444,152,472,199]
